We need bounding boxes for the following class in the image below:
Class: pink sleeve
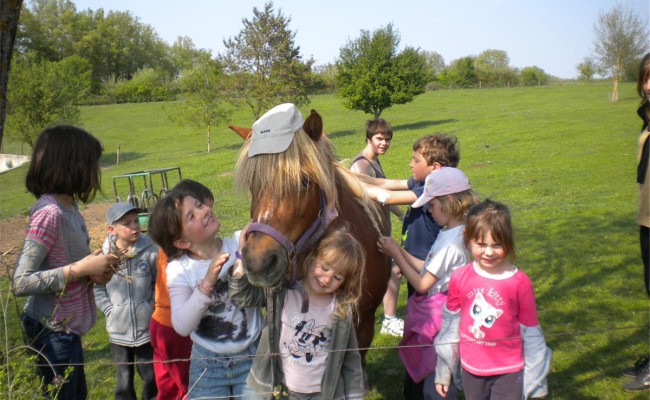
[517,273,539,327]
[168,284,214,336]
[446,271,461,312]
[26,205,62,251]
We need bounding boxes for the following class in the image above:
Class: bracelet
[68,264,75,281]
[235,251,242,260]
[197,279,214,293]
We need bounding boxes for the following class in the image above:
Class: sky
[68,0,649,79]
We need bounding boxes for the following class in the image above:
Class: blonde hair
[301,227,366,319]
[437,189,481,221]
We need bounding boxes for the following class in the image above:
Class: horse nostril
[263,254,279,278]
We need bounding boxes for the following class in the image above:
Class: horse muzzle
[240,242,288,288]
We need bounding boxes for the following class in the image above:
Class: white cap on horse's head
[248,103,304,157]
[411,167,471,208]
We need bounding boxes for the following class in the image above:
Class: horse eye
[300,176,310,189]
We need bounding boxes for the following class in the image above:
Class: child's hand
[77,249,117,277]
[377,236,400,256]
[436,384,449,398]
[88,270,114,285]
[231,224,251,279]
[203,252,230,287]
[365,186,390,205]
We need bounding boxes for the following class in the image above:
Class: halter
[246,190,330,287]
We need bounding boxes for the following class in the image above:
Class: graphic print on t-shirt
[283,313,331,364]
[468,291,503,339]
[196,280,250,342]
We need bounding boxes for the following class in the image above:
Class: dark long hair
[26,125,103,203]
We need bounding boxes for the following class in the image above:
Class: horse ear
[228,125,252,140]
[302,109,323,142]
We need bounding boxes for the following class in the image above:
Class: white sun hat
[248,103,304,157]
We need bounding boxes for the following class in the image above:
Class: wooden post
[117,144,120,165]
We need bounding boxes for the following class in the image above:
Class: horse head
[234,107,336,288]
[234,105,391,362]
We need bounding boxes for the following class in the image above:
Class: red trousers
[150,318,192,400]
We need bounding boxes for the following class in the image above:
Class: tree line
[2,0,647,150]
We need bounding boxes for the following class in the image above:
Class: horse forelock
[235,129,338,204]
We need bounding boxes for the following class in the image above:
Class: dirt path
[0,202,111,269]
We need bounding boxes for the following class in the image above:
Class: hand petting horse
[232,103,392,363]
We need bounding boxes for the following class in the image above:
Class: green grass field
[1,81,648,399]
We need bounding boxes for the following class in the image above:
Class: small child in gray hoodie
[94,203,158,400]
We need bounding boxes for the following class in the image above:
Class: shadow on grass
[327,129,356,140]
[101,152,146,167]
[519,209,649,399]
[393,119,457,131]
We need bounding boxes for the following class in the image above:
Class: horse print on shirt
[468,291,503,339]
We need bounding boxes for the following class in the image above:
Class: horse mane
[235,128,338,206]
[334,164,387,237]
[235,129,386,236]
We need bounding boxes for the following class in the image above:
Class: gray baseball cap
[106,203,142,224]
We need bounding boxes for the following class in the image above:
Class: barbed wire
[14,322,648,370]
[2,251,648,398]
[6,322,646,399]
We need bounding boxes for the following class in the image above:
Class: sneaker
[380,317,404,336]
[622,361,650,392]
[623,355,649,377]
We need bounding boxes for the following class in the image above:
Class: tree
[519,66,548,86]
[576,57,597,81]
[168,36,211,78]
[6,54,91,147]
[311,63,337,94]
[592,3,648,102]
[422,50,445,80]
[16,0,80,61]
[0,0,23,150]
[18,1,171,93]
[220,2,313,120]
[475,49,512,87]
[168,56,232,152]
[336,23,427,119]
[438,56,477,88]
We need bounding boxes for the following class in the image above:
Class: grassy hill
[1,82,648,399]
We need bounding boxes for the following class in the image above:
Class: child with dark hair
[619,52,650,393]
[147,189,263,399]
[350,118,406,338]
[149,179,214,399]
[12,125,116,400]
[435,199,551,400]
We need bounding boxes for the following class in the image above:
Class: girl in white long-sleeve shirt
[147,191,263,400]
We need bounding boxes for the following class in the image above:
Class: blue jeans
[188,341,263,399]
[21,314,87,400]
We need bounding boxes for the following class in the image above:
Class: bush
[104,68,176,104]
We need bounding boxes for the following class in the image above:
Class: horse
[232,109,392,362]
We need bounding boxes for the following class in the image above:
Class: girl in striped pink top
[12,126,117,400]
